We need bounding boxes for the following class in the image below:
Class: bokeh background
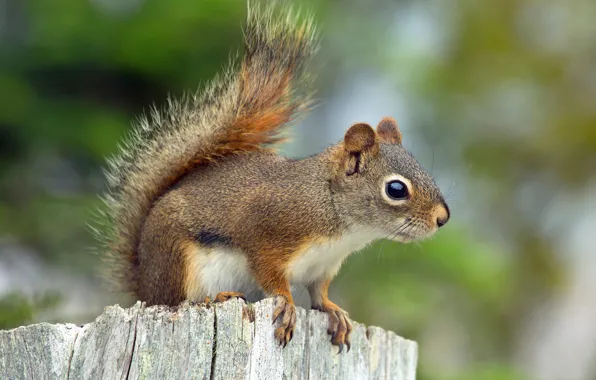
[1,0,596,379]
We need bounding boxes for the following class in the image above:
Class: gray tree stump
[0,298,417,379]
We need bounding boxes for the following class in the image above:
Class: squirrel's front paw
[314,304,353,353]
[272,295,296,347]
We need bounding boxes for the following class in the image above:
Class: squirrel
[95,1,449,352]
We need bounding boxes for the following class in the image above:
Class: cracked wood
[0,298,417,380]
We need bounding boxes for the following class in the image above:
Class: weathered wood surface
[0,298,417,380]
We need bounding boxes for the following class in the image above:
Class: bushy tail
[94,1,318,296]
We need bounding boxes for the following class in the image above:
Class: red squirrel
[96,2,450,352]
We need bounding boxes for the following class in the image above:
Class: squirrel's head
[330,117,450,243]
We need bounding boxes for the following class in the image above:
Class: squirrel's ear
[343,123,379,175]
[344,123,378,153]
[376,117,402,145]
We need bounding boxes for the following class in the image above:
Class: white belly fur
[185,246,260,302]
[185,227,381,301]
[287,227,381,284]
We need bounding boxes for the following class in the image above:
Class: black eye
[386,180,409,200]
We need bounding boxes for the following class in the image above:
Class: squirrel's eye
[386,180,409,200]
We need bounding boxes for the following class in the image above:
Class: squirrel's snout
[435,202,450,228]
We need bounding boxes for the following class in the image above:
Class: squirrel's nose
[435,202,450,228]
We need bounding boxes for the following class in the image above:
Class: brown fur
[97,1,449,349]
[139,119,449,304]
[139,150,343,304]
[377,117,403,144]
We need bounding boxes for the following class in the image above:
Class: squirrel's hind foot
[203,292,246,304]
[214,292,246,303]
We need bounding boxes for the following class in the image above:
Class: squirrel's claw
[272,295,296,347]
[316,305,352,353]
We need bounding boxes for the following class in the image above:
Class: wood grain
[0,299,417,379]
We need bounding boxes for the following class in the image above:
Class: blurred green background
[1,0,595,379]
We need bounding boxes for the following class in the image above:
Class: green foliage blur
[0,291,61,329]
[1,1,594,379]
